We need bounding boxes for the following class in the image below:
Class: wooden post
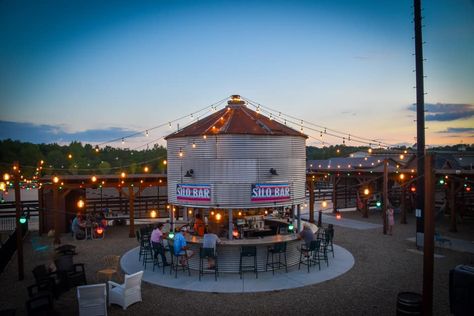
[400,187,407,224]
[309,179,315,223]
[423,153,435,316]
[332,176,338,213]
[382,159,388,234]
[13,162,24,280]
[449,180,457,232]
[128,186,135,238]
[53,184,61,245]
[38,187,44,235]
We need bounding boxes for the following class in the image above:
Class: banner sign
[177,184,211,202]
[251,183,290,203]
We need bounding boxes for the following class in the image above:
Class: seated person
[150,223,170,266]
[193,214,205,236]
[71,214,86,239]
[173,226,194,265]
[203,232,221,269]
[298,223,315,255]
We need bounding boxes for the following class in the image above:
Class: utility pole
[414,0,426,248]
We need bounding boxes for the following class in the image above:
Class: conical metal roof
[165,96,307,139]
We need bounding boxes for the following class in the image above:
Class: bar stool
[298,239,321,273]
[142,241,154,270]
[138,234,149,262]
[266,242,288,274]
[151,242,167,274]
[199,247,218,281]
[169,243,190,278]
[239,246,258,279]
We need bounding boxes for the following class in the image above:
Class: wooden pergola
[39,174,167,244]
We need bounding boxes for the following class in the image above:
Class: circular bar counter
[180,222,318,273]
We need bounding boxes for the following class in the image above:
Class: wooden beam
[53,185,61,244]
[449,180,457,232]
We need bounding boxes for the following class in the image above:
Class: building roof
[165,96,307,139]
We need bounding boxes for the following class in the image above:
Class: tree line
[0,139,470,178]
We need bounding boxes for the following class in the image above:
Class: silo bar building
[165,95,314,272]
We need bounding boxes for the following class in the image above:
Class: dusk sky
[1,0,473,149]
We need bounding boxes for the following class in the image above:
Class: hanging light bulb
[145,130,149,137]
[121,138,125,145]
[192,141,196,148]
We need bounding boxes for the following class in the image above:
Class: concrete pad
[120,244,354,293]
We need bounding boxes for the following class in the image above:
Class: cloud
[439,127,474,133]
[0,120,138,144]
[408,102,474,121]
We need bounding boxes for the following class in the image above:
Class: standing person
[173,226,194,265]
[193,213,205,236]
[150,223,170,266]
[387,207,395,235]
[203,232,221,269]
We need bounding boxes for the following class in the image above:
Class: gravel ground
[1,211,473,316]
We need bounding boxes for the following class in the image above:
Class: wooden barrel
[396,292,422,315]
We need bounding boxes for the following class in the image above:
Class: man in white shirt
[202,233,221,269]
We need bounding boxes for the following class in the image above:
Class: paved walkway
[406,236,474,254]
[301,213,382,230]
[121,244,355,293]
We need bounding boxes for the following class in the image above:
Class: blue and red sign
[251,183,290,203]
[177,184,211,202]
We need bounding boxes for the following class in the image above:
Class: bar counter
[181,221,318,273]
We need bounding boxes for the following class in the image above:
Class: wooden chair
[96,255,120,282]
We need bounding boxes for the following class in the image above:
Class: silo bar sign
[177,184,211,202]
[251,183,290,203]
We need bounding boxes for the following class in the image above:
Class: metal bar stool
[199,247,218,281]
[239,246,258,279]
[298,239,321,273]
[266,242,288,275]
[169,242,190,278]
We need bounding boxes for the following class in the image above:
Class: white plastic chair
[108,271,144,310]
[77,283,107,316]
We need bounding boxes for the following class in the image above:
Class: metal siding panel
[167,135,306,207]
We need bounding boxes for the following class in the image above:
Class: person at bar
[298,223,315,248]
[174,226,194,265]
[150,223,170,266]
[193,213,205,236]
[203,232,221,269]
